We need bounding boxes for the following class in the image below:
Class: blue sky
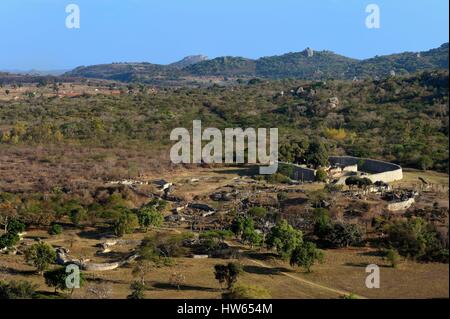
[0,0,448,70]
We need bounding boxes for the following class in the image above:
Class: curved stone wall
[329,156,403,183]
[279,156,403,184]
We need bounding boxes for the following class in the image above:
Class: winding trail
[247,258,368,299]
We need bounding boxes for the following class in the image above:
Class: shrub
[387,217,449,263]
[214,263,242,290]
[48,224,63,236]
[44,266,84,292]
[321,222,363,248]
[113,210,139,237]
[0,280,37,299]
[315,169,328,182]
[138,206,164,231]
[385,248,401,268]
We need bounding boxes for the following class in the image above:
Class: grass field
[1,227,448,299]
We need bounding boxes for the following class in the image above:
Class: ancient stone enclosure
[281,156,403,183]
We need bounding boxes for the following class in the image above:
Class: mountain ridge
[62,43,449,82]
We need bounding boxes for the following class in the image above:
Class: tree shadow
[0,266,37,276]
[242,265,290,275]
[243,251,279,262]
[151,282,219,292]
[358,250,385,257]
[77,227,115,240]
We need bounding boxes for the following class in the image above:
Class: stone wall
[280,156,403,184]
[329,156,403,183]
[387,197,415,211]
[279,162,316,181]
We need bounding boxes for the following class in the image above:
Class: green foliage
[305,139,329,168]
[315,169,328,182]
[137,206,164,231]
[6,219,25,234]
[290,241,324,272]
[48,224,63,236]
[44,266,84,292]
[265,219,303,258]
[69,207,87,227]
[247,206,267,219]
[127,281,145,299]
[385,248,401,268]
[113,210,139,237]
[214,262,242,290]
[0,280,37,299]
[317,222,363,248]
[387,217,449,263]
[0,232,20,249]
[25,242,56,273]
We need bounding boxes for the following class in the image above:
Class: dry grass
[1,228,448,299]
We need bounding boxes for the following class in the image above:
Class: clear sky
[0,0,448,70]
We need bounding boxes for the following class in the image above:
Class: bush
[0,233,20,249]
[387,218,449,263]
[0,280,37,299]
[320,222,363,248]
[214,263,242,290]
[44,266,84,292]
[48,224,63,236]
[113,210,139,237]
[138,206,164,231]
[7,219,26,235]
[315,169,328,182]
[385,248,401,268]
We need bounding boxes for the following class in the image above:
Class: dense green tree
[137,206,164,231]
[25,242,56,273]
[290,242,324,272]
[265,220,303,258]
[113,210,139,237]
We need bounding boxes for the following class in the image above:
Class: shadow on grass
[242,265,290,275]
[77,227,115,240]
[0,267,37,276]
[151,282,219,292]
[358,250,385,258]
[243,251,280,262]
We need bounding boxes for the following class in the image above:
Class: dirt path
[247,258,368,299]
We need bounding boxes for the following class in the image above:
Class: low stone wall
[387,197,415,211]
[279,162,316,181]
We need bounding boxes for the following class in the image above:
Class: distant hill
[169,55,208,69]
[255,48,357,79]
[62,43,449,82]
